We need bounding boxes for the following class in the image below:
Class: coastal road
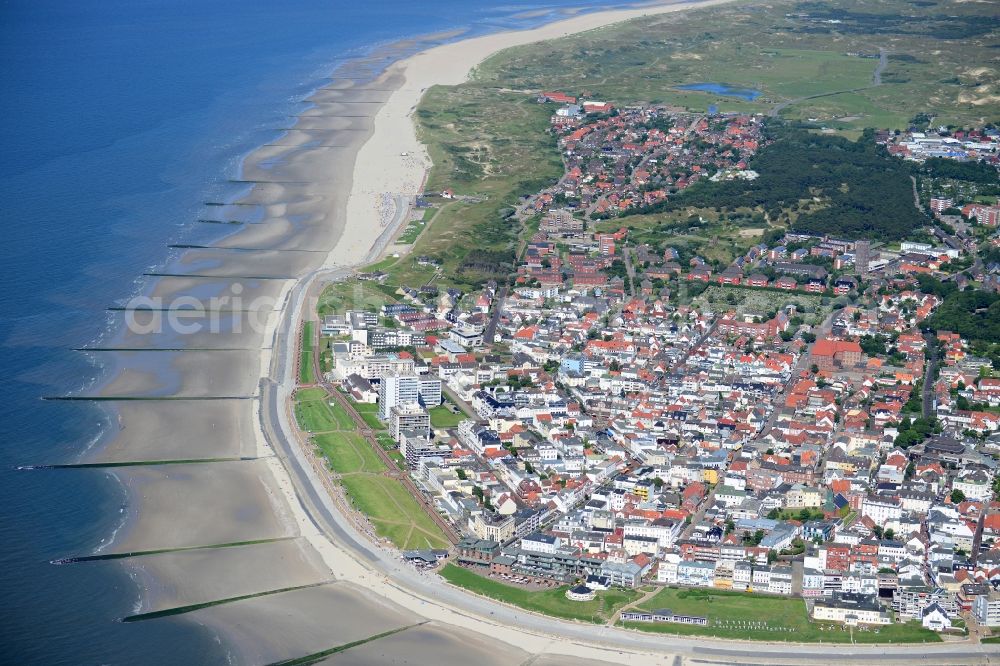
[258,261,999,664]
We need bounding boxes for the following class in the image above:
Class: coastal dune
[329,0,734,267]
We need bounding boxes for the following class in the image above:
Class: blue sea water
[677,81,762,101]
[0,1,627,663]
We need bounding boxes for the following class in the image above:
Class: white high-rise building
[378,374,420,420]
[418,377,442,407]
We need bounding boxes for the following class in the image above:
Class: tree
[630,127,928,241]
[951,489,966,504]
[725,519,735,535]
[767,550,778,564]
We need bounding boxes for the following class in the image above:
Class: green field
[318,280,397,317]
[695,285,827,323]
[294,389,355,432]
[314,431,386,474]
[342,474,450,550]
[624,587,940,643]
[396,208,436,244]
[440,564,641,624]
[294,389,450,550]
[299,321,315,385]
[353,402,386,431]
[429,404,465,429]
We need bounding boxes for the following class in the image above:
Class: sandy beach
[73,0,997,663]
[327,0,736,267]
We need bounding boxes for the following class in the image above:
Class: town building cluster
[322,111,1000,633]
[880,127,1000,165]
[535,94,765,217]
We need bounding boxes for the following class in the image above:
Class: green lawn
[294,390,355,432]
[294,388,450,550]
[341,474,450,550]
[396,208,435,244]
[625,588,940,643]
[429,405,465,429]
[351,402,386,430]
[314,431,387,475]
[317,280,396,317]
[299,321,315,385]
[440,564,641,624]
[294,390,336,432]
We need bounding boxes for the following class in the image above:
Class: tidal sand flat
[240,144,358,184]
[208,214,338,252]
[189,583,421,665]
[87,399,256,463]
[95,350,261,399]
[312,621,530,666]
[165,247,320,279]
[530,655,624,666]
[97,310,269,351]
[127,538,332,614]
[107,459,295,553]
[144,274,288,307]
